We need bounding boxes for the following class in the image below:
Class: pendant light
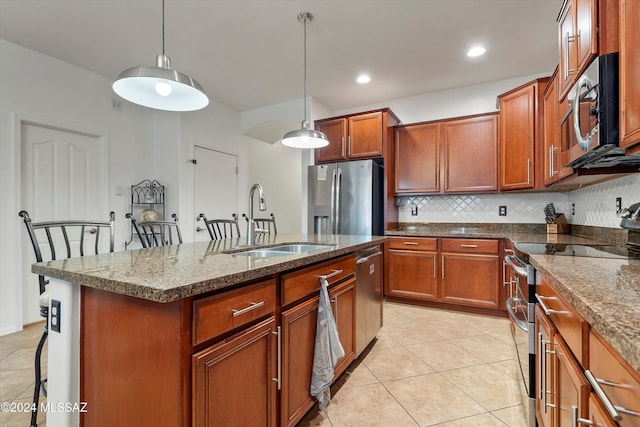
[281,12,329,149]
[112,0,209,112]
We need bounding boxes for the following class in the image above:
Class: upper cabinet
[498,78,549,191]
[619,0,640,152]
[393,113,498,195]
[543,67,574,186]
[314,109,399,164]
[558,0,597,100]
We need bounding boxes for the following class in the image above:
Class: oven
[504,247,537,427]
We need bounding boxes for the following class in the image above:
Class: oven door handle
[506,297,529,332]
[504,255,528,278]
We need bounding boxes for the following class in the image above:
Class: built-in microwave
[560,52,638,168]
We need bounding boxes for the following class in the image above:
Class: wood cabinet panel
[192,279,276,346]
[388,237,437,251]
[536,305,556,427]
[555,336,590,427]
[192,317,277,427]
[620,0,640,149]
[559,1,575,99]
[543,68,574,186]
[440,238,498,254]
[443,114,498,193]
[440,252,500,309]
[281,296,318,427]
[394,123,440,193]
[329,278,356,378]
[348,112,384,159]
[588,394,618,427]
[387,249,438,301]
[315,118,347,163]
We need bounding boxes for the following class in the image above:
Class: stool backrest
[127,213,183,247]
[243,212,277,235]
[19,210,116,295]
[198,213,241,240]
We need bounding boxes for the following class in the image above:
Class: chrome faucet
[247,183,266,246]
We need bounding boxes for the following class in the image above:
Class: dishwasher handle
[356,251,383,264]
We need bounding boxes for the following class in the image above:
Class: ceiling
[0,0,561,113]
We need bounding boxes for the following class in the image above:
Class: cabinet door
[555,336,590,427]
[500,83,536,190]
[536,306,556,427]
[574,0,597,76]
[387,249,438,301]
[442,114,498,193]
[315,118,347,163]
[620,0,640,149]
[329,277,356,378]
[394,123,440,194]
[440,253,500,309]
[543,69,574,186]
[558,1,576,99]
[588,395,618,427]
[281,296,318,427]
[348,112,383,159]
[192,317,277,427]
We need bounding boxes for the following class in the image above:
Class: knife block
[547,214,570,234]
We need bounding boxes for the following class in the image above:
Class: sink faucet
[247,183,266,246]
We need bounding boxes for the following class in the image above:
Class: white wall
[0,39,154,334]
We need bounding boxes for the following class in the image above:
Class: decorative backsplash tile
[398,173,640,228]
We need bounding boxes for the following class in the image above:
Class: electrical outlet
[51,299,61,333]
[616,197,622,212]
[411,204,418,216]
[499,206,507,216]
[572,203,575,215]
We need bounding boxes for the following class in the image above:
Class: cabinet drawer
[588,329,640,426]
[282,255,355,307]
[193,279,276,346]
[388,237,437,251]
[536,278,586,364]
[441,238,498,254]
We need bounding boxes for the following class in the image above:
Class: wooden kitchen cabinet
[314,109,399,163]
[555,335,591,427]
[394,122,440,194]
[329,277,356,378]
[387,237,438,301]
[536,305,556,427]
[543,67,574,186]
[192,317,277,427]
[440,238,500,309]
[442,113,498,193]
[499,78,549,191]
[558,0,597,100]
[620,0,640,151]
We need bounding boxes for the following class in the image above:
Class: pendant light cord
[162,0,165,55]
[303,14,307,124]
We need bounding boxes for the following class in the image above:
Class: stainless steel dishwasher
[355,246,383,356]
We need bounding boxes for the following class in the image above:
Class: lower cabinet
[555,336,590,427]
[386,237,501,312]
[329,278,356,377]
[192,317,278,427]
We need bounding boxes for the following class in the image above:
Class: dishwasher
[355,246,383,356]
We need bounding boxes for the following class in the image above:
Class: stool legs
[30,323,48,427]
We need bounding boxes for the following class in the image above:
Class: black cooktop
[515,242,640,260]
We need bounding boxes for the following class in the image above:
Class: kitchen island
[33,234,387,427]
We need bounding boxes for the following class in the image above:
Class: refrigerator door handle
[335,168,342,234]
[330,168,337,234]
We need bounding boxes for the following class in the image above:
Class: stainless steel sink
[230,243,332,257]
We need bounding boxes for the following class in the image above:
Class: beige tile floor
[298,302,528,427]
[0,302,527,427]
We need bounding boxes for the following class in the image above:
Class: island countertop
[32,234,387,303]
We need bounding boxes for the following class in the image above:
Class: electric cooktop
[515,242,640,260]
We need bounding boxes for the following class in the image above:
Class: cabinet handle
[347,135,351,157]
[584,370,623,421]
[356,251,383,264]
[403,241,419,245]
[527,158,532,184]
[272,326,281,390]
[231,301,265,317]
[433,254,437,278]
[441,256,445,279]
[571,405,593,426]
[318,269,343,281]
[535,293,562,315]
[460,244,478,248]
[341,136,345,158]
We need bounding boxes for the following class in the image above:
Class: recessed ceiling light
[467,46,486,57]
[356,74,371,84]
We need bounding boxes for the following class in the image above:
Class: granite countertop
[32,234,387,303]
[387,223,640,374]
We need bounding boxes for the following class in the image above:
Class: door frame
[12,113,110,328]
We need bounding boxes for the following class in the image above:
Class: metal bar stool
[19,210,115,427]
[198,213,241,240]
[242,212,277,235]
[126,213,182,247]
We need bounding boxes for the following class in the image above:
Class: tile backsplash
[398,173,640,228]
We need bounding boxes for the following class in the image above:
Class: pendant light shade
[281,12,329,149]
[112,0,208,112]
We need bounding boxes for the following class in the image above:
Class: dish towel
[310,277,345,410]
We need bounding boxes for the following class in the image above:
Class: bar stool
[18,210,115,427]
[242,212,278,235]
[126,213,182,247]
[198,213,241,240]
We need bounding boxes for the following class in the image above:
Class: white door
[193,146,239,242]
[20,122,104,324]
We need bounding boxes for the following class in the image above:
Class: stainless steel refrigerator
[308,159,384,236]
